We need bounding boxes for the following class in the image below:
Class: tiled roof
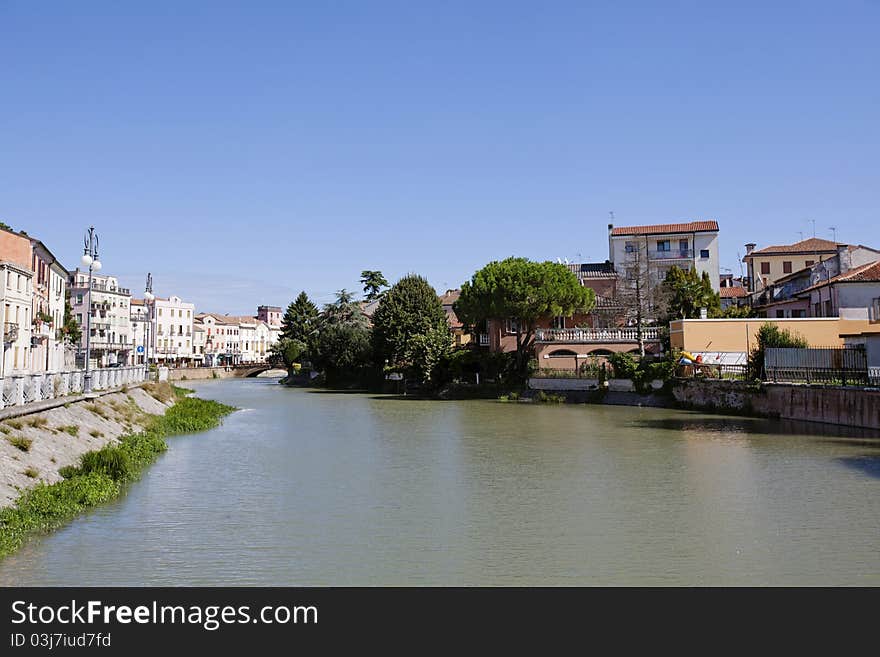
[610,221,718,237]
[438,289,460,305]
[745,237,841,258]
[796,260,880,294]
[567,262,617,278]
[719,286,749,298]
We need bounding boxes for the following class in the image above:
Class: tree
[310,289,373,385]
[613,242,668,356]
[280,292,319,344]
[454,258,595,374]
[371,275,451,384]
[662,266,721,320]
[360,270,389,301]
[270,337,307,372]
[58,294,81,345]
[749,323,808,380]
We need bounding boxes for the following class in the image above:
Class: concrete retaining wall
[529,378,602,391]
[672,378,880,430]
[168,368,240,381]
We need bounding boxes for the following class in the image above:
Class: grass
[6,420,23,431]
[142,381,175,404]
[23,468,38,479]
[85,403,109,420]
[59,425,79,437]
[0,426,9,435]
[89,429,104,438]
[25,417,49,429]
[6,436,32,452]
[0,389,235,558]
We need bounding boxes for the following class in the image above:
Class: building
[608,221,720,291]
[719,285,749,310]
[151,295,195,366]
[795,260,880,320]
[195,313,240,366]
[257,305,282,327]
[750,243,880,318]
[741,238,880,293]
[68,270,133,367]
[29,238,69,372]
[0,229,35,376]
[439,290,470,347]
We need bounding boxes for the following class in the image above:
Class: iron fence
[765,347,868,385]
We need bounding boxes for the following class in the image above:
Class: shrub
[749,323,809,379]
[535,391,565,403]
[7,436,32,452]
[78,447,134,482]
[509,391,520,401]
[59,425,79,437]
[608,352,638,379]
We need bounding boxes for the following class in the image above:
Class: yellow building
[743,237,840,292]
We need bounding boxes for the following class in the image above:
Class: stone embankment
[0,385,172,508]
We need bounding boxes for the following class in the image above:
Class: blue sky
[2,1,878,314]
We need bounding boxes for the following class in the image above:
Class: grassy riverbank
[0,385,235,559]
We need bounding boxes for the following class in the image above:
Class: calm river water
[1,378,878,585]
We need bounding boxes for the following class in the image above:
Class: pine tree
[281,292,319,343]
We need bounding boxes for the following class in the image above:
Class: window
[624,242,636,253]
[504,319,519,334]
[824,299,833,317]
[700,249,710,259]
[77,294,83,304]
[805,260,814,267]
[657,240,670,252]
[871,297,880,322]
[760,262,770,275]
[552,316,566,330]
[792,309,806,318]
[783,261,792,274]
[814,302,822,317]
[775,309,785,318]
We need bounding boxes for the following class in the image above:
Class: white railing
[535,327,662,343]
[0,366,146,409]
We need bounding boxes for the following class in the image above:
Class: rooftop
[567,262,617,278]
[719,286,749,298]
[744,237,842,258]
[796,260,880,294]
[610,221,718,237]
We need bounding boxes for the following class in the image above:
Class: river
[1,378,878,585]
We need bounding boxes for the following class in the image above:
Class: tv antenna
[830,226,837,241]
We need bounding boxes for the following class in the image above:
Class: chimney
[745,243,756,254]
[837,244,852,274]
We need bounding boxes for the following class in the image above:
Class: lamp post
[144,273,154,380]
[81,226,102,393]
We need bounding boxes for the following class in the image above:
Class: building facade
[69,270,133,367]
[152,295,195,366]
[1,229,34,376]
[29,239,68,372]
[608,221,720,291]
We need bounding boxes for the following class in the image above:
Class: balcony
[649,249,693,261]
[90,281,130,295]
[478,333,489,346]
[535,327,662,343]
[4,322,19,343]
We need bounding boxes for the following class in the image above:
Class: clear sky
[2,1,878,314]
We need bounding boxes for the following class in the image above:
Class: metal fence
[765,347,868,385]
[0,366,146,409]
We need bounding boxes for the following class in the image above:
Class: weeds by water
[0,388,235,558]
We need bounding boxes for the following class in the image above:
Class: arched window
[548,349,578,358]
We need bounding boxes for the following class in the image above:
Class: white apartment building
[608,221,721,291]
[152,295,195,365]
[1,262,34,376]
[69,270,133,367]
[30,239,69,372]
[196,313,241,366]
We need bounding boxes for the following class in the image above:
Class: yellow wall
[668,318,870,353]
[745,253,830,287]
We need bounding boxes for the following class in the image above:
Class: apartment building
[608,221,720,291]
[1,229,34,376]
[29,238,69,372]
[69,270,133,367]
[153,295,195,365]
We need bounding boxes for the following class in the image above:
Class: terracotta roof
[438,289,460,305]
[796,260,880,294]
[719,286,749,298]
[567,262,617,278]
[745,237,841,258]
[610,221,718,237]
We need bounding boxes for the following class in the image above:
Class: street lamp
[81,226,101,393]
[144,272,154,380]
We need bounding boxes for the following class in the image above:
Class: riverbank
[0,383,234,558]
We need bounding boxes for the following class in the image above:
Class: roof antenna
[797,231,804,241]
[830,226,837,242]
[609,211,615,222]
[809,218,816,237]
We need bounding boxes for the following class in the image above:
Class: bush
[78,446,134,482]
[7,436,32,452]
[608,352,638,379]
[749,323,809,379]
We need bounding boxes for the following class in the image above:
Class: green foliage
[7,435,32,452]
[372,275,451,385]
[59,293,82,345]
[270,337,307,370]
[608,352,638,378]
[59,425,79,437]
[24,468,39,479]
[749,323,809,379]
[281,292,319,345]
[719,304,754,318]
[6,420,23,430]
[89,429,103,438]
[312,321,373,385]
[609,351,678,393]
[25,416,48,428]
[441,349,518,384]
[534,391,565,403]
[360,270,389,301]
[662,267,721,320]
[0,395,235,558]
[454,258,595,374]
